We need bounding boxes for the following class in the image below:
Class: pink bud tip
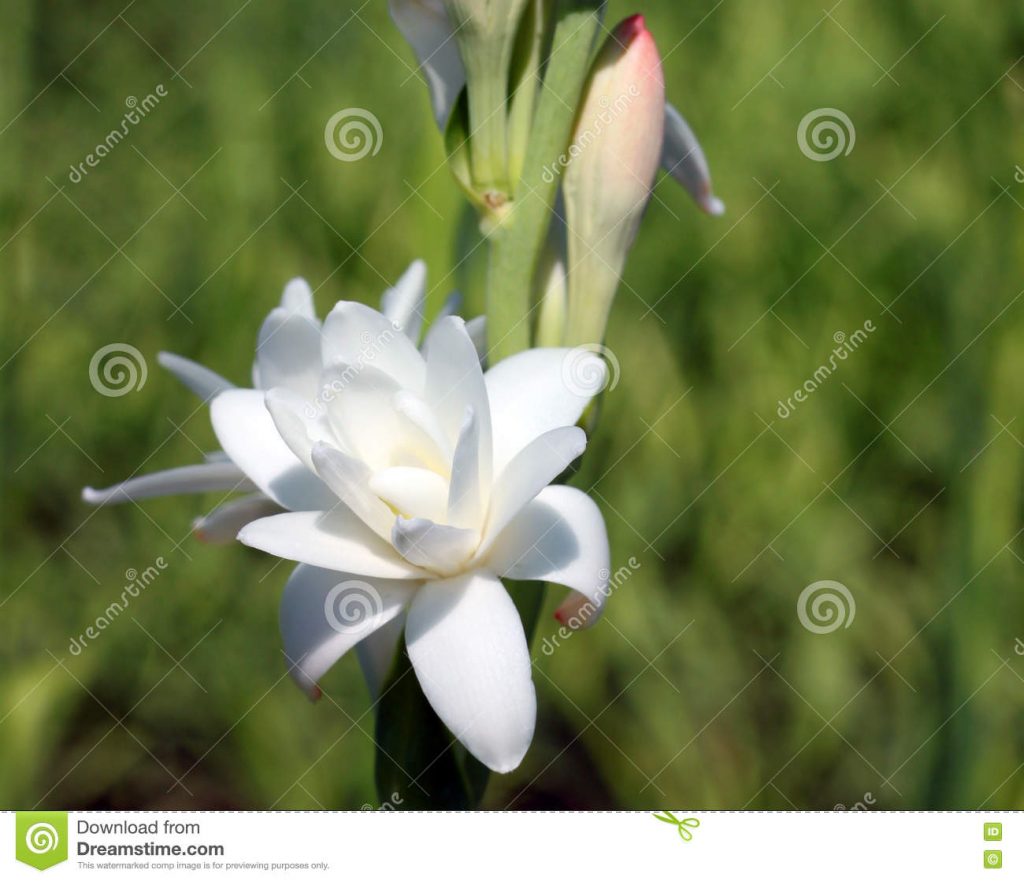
[310,685,322,703]
[616,14,649,43]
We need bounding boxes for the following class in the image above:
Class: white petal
[480,426,587,552]
[485,348,603,472]
[210,389,335,511]
[466,316,487,363]
[356,612,406,698]
[388,0,465,129]
[255,305,322,400]
[280,277,317,318]
[368,466,449,522]
[661,103,725,216]
[485,485,610,623]
[447,407,484,529]
[82,461,252,505]
[280,564,415,697]
[379,260,427,342]
[192,493,284,543]
[406,571,536,773]
[311,442,396,540]
[391,517,478,575]
[157,352,235,400]
[238,509,426,579]
[264,387,334,471]
[425,317,492,453]
[321,301,426,392]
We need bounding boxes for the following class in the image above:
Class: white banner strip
[3,811,1018,879]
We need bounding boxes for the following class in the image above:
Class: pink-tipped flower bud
[562,15,665,346]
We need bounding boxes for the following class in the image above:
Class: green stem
[485,0,603,362]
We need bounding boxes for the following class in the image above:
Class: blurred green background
[2,0,1024,810]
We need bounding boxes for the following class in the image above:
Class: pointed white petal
[192,493,284,544]
[481,426,587,552]
[311,442,396,540]
[388,0,466,129]
[379,260,427,342]
[485,485,610,623]
[238,509,426,578]
[485,348,603,472]
[82,462,252,505]
[661,103,725,216]
[406,571,536,773]
[321,301,426,392]
[356,612,406,698]
[255,304,323,400]
[280,564,415,697]
[280,277,317,318]
[157,352,235,400]
[425,316,492,454]
[391,517,478,575]
[210,389,335,511]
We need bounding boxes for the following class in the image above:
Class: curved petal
[255,305,323,400]
[321,301,426,392]
[210,389,335,511]
[447,407,484,529]
[391,517,478,575]
[82,461,252,505]
[368,466,449,522]
[279,277,317,318]
[424,318,492,480]
[238,509,427,579]
[485,348,604,472]
[192,493,284,544]
[406,571,535,773]
[265,387,335,471]
[356,612,406,698]
[661,103,725,216]
[388,0,465,129]
[480,426,587,553]
[379,260,427,342]
[157,352,235,400]
[485,485,610,623]
[279,564,415,697]
[311,442,396,540]
[465,316,486,363]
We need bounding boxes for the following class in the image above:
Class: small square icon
[985,823,1003,841]
[984,850,1002,870]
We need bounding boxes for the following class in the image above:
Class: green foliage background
[1,0,1023,809]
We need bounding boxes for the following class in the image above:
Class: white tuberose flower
[82,263,471,541]
[228,305,610,773]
